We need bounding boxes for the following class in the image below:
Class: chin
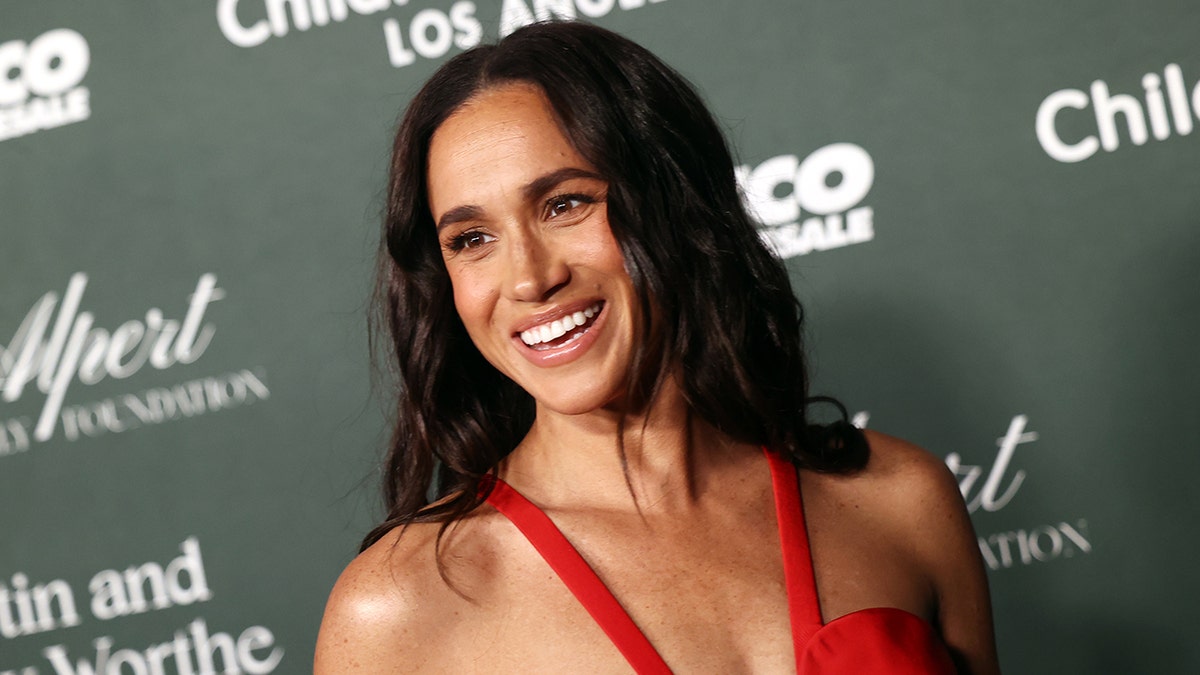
[528,381,627,418]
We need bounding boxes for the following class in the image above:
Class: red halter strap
[484,449,819,674]
[486,479,673,674]
[766,448,824,662]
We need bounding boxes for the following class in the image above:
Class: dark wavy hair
[363,21,866,551]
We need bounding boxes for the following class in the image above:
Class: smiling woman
[428,83,637,413]
[315,21,999,675]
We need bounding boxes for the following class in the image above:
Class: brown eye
[449,230,496,251]
[545,194,591,219]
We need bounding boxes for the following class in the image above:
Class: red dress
[485,450,958,674]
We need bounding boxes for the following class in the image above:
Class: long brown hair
[363,21,866,551]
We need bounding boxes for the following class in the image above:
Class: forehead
[426,83,590,215]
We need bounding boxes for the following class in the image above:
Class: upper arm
[865,431,1001,675]
[918,455,999,675]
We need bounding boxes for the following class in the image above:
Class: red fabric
[765,450,957,674]
[798,606,957,674]
[487,479,673,674]
[485,451,957,674]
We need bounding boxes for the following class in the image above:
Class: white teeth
[519,302,603,347]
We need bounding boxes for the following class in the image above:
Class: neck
[500,377,750,511]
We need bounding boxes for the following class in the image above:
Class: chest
[446,509,798,673]
[425,481,934,673]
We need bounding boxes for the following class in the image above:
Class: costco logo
[0,28,91,142]
[737,143,876,258]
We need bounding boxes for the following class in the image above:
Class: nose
[504,229,570,303]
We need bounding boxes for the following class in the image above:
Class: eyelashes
[443,192,602,253]
[543,192,596,219]
[446,230,495,251]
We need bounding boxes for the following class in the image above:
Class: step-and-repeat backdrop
[3,1,1197,672]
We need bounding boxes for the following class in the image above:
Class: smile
[519,301,603,350]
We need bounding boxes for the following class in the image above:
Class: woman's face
[426,82,637,416]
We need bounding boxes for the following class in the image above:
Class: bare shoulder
[804,430,964,526]
[313,523,447,674]
[314,509,506,672]
[856,429,966,520]
[805,430,975,575]
[856,429,1000,675]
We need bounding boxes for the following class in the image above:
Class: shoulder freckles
[859,429,979,555]
[805,429,972,553]
[804,429,960,510]
[817,430,973,552]
[859,430,962,504]
[314,524,446,674]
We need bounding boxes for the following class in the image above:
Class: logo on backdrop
[854,412,1092,571]
[216,0,668,68]
[944,415,1092,570]
[737,143,876,258]
[1,537,286,674]
[0,274,269,456]
[0,29,91,143]
[1036,62,1198,163]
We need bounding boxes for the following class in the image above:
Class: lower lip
[511,303,607,367]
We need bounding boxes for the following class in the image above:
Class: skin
[315,83,1000,674]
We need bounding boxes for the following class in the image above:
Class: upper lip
[510,298,603,335]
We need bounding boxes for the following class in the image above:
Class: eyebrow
[521,167,604,202]
[435,204,485,232]
[435,167,605,231]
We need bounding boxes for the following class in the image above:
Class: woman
[316,21,998,674]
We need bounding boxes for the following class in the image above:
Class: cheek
[449,267,498,334]
[575,220,630,278]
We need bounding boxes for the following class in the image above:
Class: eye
[448,230,496,251]
[544,193,594,220]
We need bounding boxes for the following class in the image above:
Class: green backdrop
[3,1,1197,673]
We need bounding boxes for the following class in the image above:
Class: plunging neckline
[484,449,954,673]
